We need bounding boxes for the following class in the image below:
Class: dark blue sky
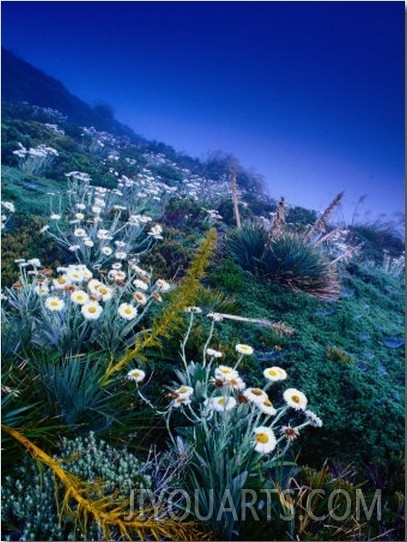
[2,1,405,224]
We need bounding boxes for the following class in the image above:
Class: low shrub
[2,432,152,541]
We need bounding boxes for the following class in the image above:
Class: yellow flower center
[264,399,273,407]
[218,398,226,405]
[88,307,97,314]
[178,387,188,394]
[256,433,269,443]
[57,278,66,284]
[124,307,132,314]
[292,395,300,403]
[268,370,277,377]
[221,368,232,374]
[51,301,59,307]
[252,388,263,396]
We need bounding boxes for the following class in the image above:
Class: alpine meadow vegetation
[1,101,404,541]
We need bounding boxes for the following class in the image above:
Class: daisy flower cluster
[205,357,320,455]
[12,143,59,177]
[43,171,164,268]
[116,170,178,209]
[38,262,169,320]
[128,308,323,460]
[3,257,172,355]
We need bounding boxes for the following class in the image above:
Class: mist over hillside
[2,48,141,139]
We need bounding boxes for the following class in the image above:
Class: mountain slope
[1,47,139,139]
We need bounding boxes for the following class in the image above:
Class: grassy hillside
[1,95,405,541]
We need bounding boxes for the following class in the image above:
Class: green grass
[204,265,405,467]
[1,166,68,217]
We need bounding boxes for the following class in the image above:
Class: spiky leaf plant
[227,225,268,273]
[257,233,340,300]
[39,354,116,431]
[228,226,340,300]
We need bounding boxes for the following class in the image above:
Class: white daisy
[66,267,85,283]
[74,228,86,237]
[127,368,146,382]
[133,279,148,291]
[256,398,277,416]
[148,224,163,237]
[215,366,239,381]
[97,229,110,240]
[253,426,277,454]
[109,270,126,281]
[206,348,223,358]
[283,388,308,411]
[52,276,71,290]
[223,376,246,391]
[118,303,138,320]
[263,367,287,382]
[236,344,254,356]
[173,385,194,398]
[81,301,103,320]
[133,291,148,305]
[45,296,65,312]
[2,201,15,213]
[34,283,49,296]
[243,387,268,404]
[280,425,300,442]
[207,312,224,321]
[80,266,93,280]
[97,285,114,302]
[101,246,113,256]
[172,396,192,408]
[131,265,150,278]
[185,306,202,313]
[71,290,90,305]
[87,279,102,294]
[205,396,237,412]
[155,279,171,291]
